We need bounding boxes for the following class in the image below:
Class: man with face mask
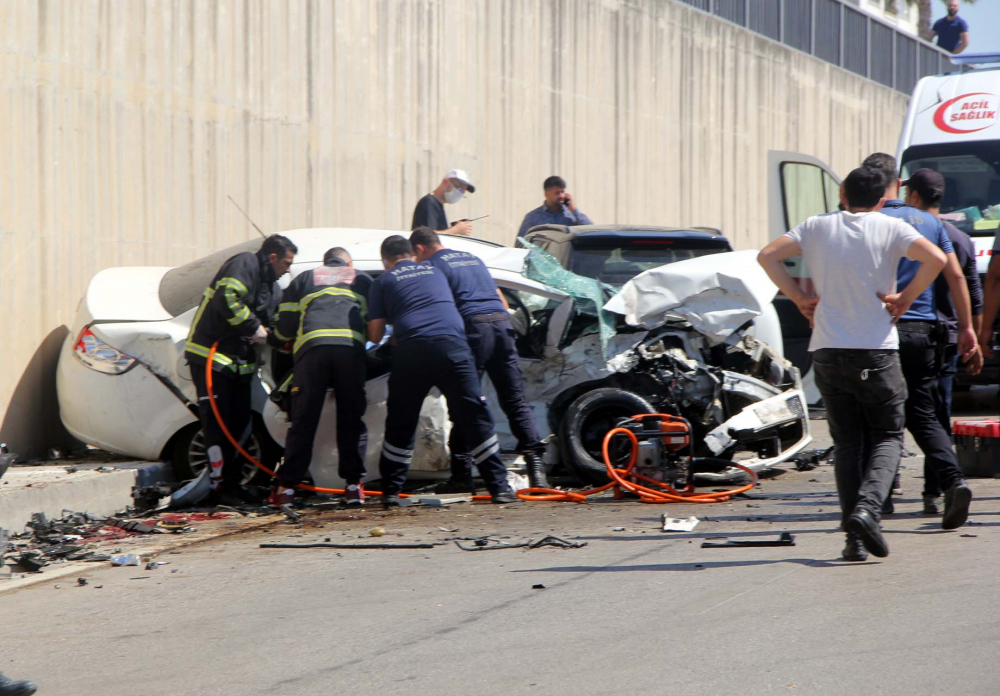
[411,169,476,236]
[930,0,969,55]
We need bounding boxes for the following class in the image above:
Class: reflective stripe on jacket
[184,250,277,373]
[275,259,372,359]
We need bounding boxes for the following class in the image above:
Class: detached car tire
[559,387,655,485]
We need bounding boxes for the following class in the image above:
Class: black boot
[0,672,38,696]
[523,452,550,489]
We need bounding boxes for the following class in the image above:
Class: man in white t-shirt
[758,166,946,562]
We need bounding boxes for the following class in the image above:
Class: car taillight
[73,327,137,375]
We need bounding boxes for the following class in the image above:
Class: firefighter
[367,235,518,508]
[270,247,373,506]
[410,227,549,492]
[184,234,298,505]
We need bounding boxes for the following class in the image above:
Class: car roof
[523,224,728,241]
[275,227,503,264]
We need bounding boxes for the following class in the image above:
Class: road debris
[111,554,141,566]
[788,447,834,472]
[77,577,88,586]
[532,584,546,590]
[453,535,587,551]
[662,516,699,532]
[701,532,796,548]
[369,527,386,537]
[260,542,442,550]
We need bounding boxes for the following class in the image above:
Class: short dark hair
[861,153,898,183]
[543,175,566,190]
[323,247,351,264]
[260,234,298,258]
[842,166,888,209]
[409,227,442,248]
[380,235,412,260]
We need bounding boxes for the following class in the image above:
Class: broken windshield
[521,240,618,356]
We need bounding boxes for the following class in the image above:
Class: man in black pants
[410,227,549,492]
[184,234,297,506]
[367,236,517,508]
[759,166,945,561]
[906,169,983,513]
[270,248,373,507]
[864,153,976,530]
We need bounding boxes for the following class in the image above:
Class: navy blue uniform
[882,199,965,498]
[428,249,544,479]
[369,260,513,498]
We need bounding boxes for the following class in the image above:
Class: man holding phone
[518,175,592,239]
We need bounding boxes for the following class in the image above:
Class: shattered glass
[521,241,619,356]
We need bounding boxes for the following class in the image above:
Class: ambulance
[897,53,1000,276]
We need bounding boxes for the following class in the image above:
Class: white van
[897,53,1000,386]
[897,53,1000,275]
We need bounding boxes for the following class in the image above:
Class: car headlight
[73,327,137,375]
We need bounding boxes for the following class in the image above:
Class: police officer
[270,247,373,507]
[367,235,517,508]
[410,227,549,492]
[863,153,976,529]
[184,234,298,505]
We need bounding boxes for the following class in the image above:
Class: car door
[767,151,842,404]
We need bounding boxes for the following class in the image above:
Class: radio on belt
[953,419,1000,478]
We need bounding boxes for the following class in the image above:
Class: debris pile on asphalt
[1,508,243,575]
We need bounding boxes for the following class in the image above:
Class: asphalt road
[2,389,999,695]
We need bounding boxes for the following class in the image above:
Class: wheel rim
[579,407,637,467]
[188,429,263,486]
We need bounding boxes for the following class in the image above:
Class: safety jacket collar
[256,250,277,285]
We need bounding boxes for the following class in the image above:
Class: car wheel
[171,424,265,486]
[559,387,655,485]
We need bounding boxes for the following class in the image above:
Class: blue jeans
[812,349,907,528]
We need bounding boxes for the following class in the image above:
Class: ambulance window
[781,163,831,229]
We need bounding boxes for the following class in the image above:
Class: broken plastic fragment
[662,516,699,532]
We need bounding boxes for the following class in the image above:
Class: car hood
[602,250,778,343]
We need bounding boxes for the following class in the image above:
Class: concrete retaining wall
[0,0,909,452]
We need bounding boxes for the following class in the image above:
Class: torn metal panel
[603,250,778,344]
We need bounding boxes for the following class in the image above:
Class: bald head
[323,247,352,266]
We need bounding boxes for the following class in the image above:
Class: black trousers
[813,349,907,528]
[449,316,543,478]
[276,345,368,487]
[378,336,512,498]
[190,361,253,491]
[898,327,964,493]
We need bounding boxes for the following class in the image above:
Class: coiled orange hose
[206,344,752,505]
[516,415,758,503]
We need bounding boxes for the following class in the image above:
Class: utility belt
[469,312,510,325]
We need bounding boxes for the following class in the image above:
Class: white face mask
[443,185,465,204]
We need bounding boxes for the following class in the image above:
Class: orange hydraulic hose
[206,344,750,505]
[517,414,757,504]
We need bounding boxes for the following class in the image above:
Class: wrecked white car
[57,229,810,489]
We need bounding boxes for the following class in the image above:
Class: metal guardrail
[677,0,952,94]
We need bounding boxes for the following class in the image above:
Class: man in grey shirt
[758,166,945,562]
